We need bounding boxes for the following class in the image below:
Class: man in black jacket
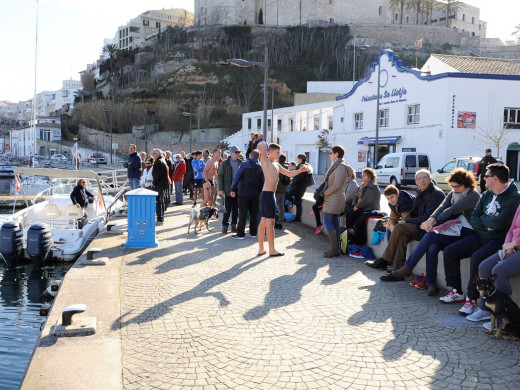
[152,149,169,222]
[70,178,94,208]
[230,150,264,239]
[124,144,142,190]
[477,149,497,193]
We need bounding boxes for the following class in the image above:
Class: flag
[14,175,21,192]
[98,192,104,208]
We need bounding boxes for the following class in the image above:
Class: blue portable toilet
[124,188,159,248]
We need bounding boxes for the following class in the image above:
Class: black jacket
[289,162,313,197]
[230,158,264,197]
[478,155,497,180]
[124,152,142,179]
[165,158,174,180]
[152,156,169,192]
[70,185,94,208]
[405,183,446,240]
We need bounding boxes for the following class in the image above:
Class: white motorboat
[0,168,126,269]
[10,174,52,196]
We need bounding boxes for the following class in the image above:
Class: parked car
[88,153,107,164]
[432,156,503,192]
[50,154,67,163]
[375,152,431,186]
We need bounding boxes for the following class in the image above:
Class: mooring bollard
[62,304,86,326]
[124,188,159,248]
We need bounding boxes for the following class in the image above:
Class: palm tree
[406,0,423,25]
[513,24,520,43]
[435,0,464,27]
[389,0,407,24]
[422,0,438,25]
[102,43,118,75]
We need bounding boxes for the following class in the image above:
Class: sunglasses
[450,184,461,189]
[484,174,494,178]
[146,163,152,165]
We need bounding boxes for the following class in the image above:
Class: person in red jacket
[172,154,187,205]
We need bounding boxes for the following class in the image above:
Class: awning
[357,136,401,145]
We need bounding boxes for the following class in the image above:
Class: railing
[97,169,129,194]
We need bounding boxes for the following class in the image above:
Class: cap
[229,145,241,153]
[485,148,492,153]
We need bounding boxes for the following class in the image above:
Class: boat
[0,168,126,269]
[0,164,18,178]
[10,174,51,196]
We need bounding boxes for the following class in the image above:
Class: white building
[0,101,18,120]
[115,9,193,50]
[229,51,520,180]
[9,116,62,157]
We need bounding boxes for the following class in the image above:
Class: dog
[473,274,520,340]
[187,206,219,234]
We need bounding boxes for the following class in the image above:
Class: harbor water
[0,178,72,389]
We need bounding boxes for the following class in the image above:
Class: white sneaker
[439,288,465,304]
[466,308,491,322]
[459,298,477,315]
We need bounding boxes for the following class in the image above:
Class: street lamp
[228,46,269,142]
[103,109,113,164]
[260,82,275,143]
[181,110,200,152]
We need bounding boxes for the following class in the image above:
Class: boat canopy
[14,168,100,181]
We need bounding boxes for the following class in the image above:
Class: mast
[30,0,39,158]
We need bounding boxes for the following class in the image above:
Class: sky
[0,0,517,103]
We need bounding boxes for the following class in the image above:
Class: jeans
[323,213,339,232]
[443,234,503,299]
[174,181,183,204]
[130,177,140,190]
[405,227,476,286]
[237,196,259,237]
[155,189,165,220]
[222,196,238,227]
[275,192,286,225]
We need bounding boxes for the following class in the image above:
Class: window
[462,14,465,21]
[143,19,149,26]
[277,119,282,131]
[379,6,382,16]
[378,109,389,127]
[330,18,335,23]
[418,155,429,168]
[354,113,363,129]
[472,16,475,24]
[327,116,333,130]
[407,104,420,124]
[405,155,416,168]
[329,0,333,4]
[314,117,320,130]
[156,22,161,28]
[406,16,409,24]
[385,157,399,168]
[289,118,294,132]
[504,108,520,129]
[441,161,456,173]
[395,14,399,21]
[268,119,272,130]
[257,118,261,129]
[247,118,252,129]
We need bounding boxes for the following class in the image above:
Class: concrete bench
[299,196,520,303]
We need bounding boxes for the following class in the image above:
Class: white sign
[112,143,118,150]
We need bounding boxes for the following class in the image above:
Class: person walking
[478,148,497,193]
[218,146,244,234]
[152,149,169,223]
[124,144,142,190]
[321,145,353,258]
[230,150,264,240]
[172,154,186,205]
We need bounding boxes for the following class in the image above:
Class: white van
[375,152,431,186]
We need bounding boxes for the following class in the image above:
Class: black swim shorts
[259,191,277,219]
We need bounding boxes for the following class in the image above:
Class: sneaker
[439,288,465,304]
[350,251,364,259]
[231,234,245,240]
[315,225,324,235]
[483,321,492,331]
[250,235,257,238]
[459,298,477,315]
[410,273,425,287]
[466,308,491,322]
[414,274,427,290]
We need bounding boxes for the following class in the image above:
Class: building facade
[194,1,486,37]
[228,51,520,180]
[115,9,194,50]
[9,116,62,157]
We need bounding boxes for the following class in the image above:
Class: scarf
[322,158,347,194]
[451,187,470,204]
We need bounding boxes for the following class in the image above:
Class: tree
[389,0,407,24]
[80,72,96,92]
[422,0,438,25]
[435,0,464,27]
[472,120,515,159]
[102,43,118,75]
[513,24,520,43]
[406,0,423,25]
[315,128,332,149]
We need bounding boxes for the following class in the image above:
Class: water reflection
[0,263,71,389]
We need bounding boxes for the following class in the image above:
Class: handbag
[305,173,315,187]
[313,182,325,202]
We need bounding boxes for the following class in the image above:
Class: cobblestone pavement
[115,200,520,390]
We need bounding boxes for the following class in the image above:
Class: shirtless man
[202,149,220,207]
[257,141,307,256]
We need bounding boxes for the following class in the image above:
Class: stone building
[194,1,486,37]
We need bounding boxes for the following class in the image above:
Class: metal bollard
[62,304,86,326]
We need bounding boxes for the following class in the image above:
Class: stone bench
[299,196,520,303]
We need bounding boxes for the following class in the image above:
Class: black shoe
[365,258,388,270]
[274,224,283,229]
[231,225,237,233]
[380,273,404,282]
[222,227,228,234]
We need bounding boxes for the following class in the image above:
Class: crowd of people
[124,140,520,330]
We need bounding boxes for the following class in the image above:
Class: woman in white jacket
[140,156,154,188]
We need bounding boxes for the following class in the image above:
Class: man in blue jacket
[124,144,142,190]
[230,150,264,239]
[191,150,205,208]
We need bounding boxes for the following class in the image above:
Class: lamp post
[103,109,113,164]
[228,46,269,142]
[181,110,200,152]
[260,82,275,143]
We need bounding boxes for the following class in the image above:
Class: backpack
[305,173,315,187]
